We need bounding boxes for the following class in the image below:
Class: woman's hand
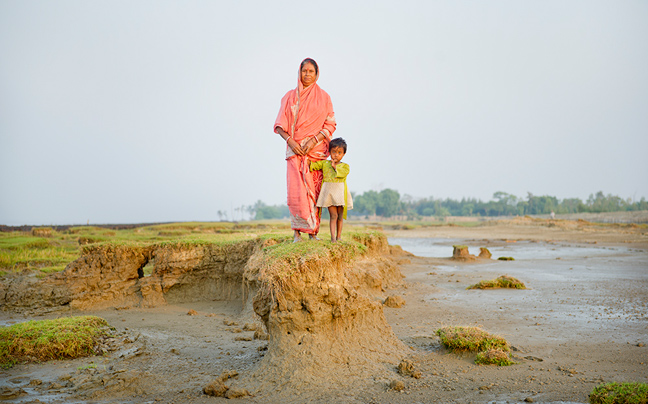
[302,137,317,155]
[287,138,305,155]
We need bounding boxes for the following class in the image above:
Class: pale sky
[1,0,647,225]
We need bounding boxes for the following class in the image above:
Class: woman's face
[300,62,317,87]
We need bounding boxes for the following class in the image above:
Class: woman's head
[300,58,319,88]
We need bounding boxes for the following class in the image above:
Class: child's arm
[335,163,350,178]
[309,159,324,171]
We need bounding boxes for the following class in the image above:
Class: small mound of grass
[436,326,509,352]
[0,316,113,369]
[498,256,515,261]
[467,275,526,290]
[475,348,515,366]
[589,382,648,404]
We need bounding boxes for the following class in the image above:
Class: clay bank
[0,231,414,400]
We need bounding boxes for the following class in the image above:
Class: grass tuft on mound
[436,326,514,366]
[467,275,526,290]
[475,348,515,366]
[0,316,113,369]
[589,382,648,404]
[436,326,509,352]
[259,239,368,288]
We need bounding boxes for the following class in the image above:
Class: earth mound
[240,233,410,398]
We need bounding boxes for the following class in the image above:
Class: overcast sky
[1,0,647,225]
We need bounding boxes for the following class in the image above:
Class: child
[310,138,353,242]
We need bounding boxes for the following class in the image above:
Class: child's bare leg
[335,206,344,241]
[328,206,339,242]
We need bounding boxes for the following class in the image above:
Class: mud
[1,219,647,403]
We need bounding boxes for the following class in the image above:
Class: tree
[376,189,400,217]
[249,200,289,220]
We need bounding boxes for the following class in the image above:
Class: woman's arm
[276,126,305,156]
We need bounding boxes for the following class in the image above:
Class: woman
[274,58,336,242]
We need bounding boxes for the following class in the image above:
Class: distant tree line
[245,191,648,220]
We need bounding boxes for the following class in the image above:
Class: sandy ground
[1,220,647,404]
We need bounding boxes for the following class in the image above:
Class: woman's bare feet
[293,230,303,243]
[309,234,320,241]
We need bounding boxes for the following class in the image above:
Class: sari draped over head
[274,59,337,234]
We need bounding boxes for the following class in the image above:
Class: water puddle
[388,237,631,260]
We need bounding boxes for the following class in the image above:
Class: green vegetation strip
[0,222,293,276]
[467,275,526,290]
[0,316,113,369]
[589,382,648,404]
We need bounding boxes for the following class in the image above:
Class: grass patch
[467,275,526,290]
[436,326,509,352]
[498,256,515,261]
[590,382,648,404]
[436,326,513,366]
[475,348,515,366]
[0,316,113,369]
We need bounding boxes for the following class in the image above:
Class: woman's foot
[293,230,303,243]
[309,234,320,241]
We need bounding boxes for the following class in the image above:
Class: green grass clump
[475,348,515,366]
[467,275,526,290]
[589,382,648,404]
[436,326,513,366]
[498,256,515,261]
[436,326,509,352]
[0,316,113,369]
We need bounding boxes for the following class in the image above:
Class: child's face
[330,146,345,163]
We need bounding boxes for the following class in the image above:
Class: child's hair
[329,137,347,153]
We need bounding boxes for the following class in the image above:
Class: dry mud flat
[1,218,647,404]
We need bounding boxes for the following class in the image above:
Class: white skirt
[317,182,353,209]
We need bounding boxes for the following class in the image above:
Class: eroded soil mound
[241,233,409,397]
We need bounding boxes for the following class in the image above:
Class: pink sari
[274,60,336,234]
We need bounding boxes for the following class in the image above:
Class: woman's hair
[300,58,319,75]
[329,137,347,153]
